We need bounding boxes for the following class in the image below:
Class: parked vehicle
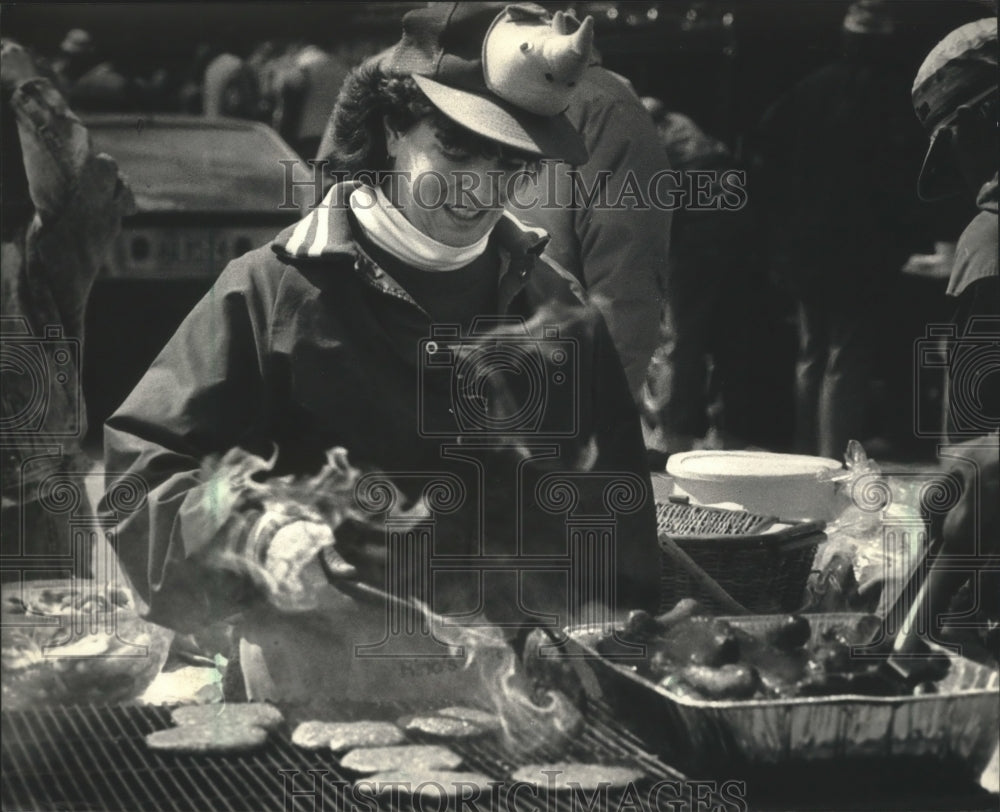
[82,115,303,443]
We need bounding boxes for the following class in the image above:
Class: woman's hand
[261,520,356,611]
[939,437,999,559]
[924,434,1000,646]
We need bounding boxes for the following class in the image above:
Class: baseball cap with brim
[413,74,587,165]
[916,84,996,201]
[912,18,997,199]
[386,3,590,165]
[917,124,963,201]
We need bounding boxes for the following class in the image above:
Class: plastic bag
[804,441,930,614]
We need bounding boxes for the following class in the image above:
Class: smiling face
[383,115,535,247]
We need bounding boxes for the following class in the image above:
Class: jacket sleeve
[589,310,663,613]
[101,257,280,633]
[12,77,134,340]
[519,72,671,400]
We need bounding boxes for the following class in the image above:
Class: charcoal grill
[2,700,699,811]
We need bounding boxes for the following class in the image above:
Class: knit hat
[912,18,998,200]
[383,2,592,164]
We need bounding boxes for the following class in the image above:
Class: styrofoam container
[666,450,844,521]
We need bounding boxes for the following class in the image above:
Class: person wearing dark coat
[912,19,999,664]
[102,3,660,710]
[756,0,927,459]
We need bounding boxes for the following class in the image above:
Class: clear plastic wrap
[806,441,941,614]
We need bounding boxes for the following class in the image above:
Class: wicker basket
[656,497,826,614]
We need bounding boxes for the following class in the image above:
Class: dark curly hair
[325,59,541,177]
[327,60,434,175]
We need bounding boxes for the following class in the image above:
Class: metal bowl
[1,580,174,709]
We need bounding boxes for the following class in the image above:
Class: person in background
[49,29,100,97]
[640,101,756,460]
[292,43,349,160]
[913,19,999,662]
[911,17,998,444]
[1,39,133,582]
[253,41,308,147]
[755,0,927,460]
[514,46,671,403]
[49,29,133,112]
[313,8,669,402]
[203,47,260,120]
[177,42,215,113]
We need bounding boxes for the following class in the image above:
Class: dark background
[2,0,993,456]
[3,0,992,148]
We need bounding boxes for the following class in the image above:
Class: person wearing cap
[512,43,671,403]
[102,3,661,707]
[314,10,668,404]
[912,17,998,444]
[640,102,761,459]
[912,19,999,665]
[755,0,928,459]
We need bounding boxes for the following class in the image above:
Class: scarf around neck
[348,185,491,272]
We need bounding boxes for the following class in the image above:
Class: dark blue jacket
[103,184,660,636]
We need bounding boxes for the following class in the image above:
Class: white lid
[666,450,842,481]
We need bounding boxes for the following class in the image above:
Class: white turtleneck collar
[348,185,492,272]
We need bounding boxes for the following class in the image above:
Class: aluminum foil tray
[565,613,999,779]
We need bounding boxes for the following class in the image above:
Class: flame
[200,426,588,752]
[421,611,583,758]
[199,446,427,610]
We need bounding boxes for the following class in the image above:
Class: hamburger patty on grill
[145,723,268,753]
[170,702,284,731]
[340,744,463,774]
[292,720,405,751]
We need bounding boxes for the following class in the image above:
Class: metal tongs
[318,545,429,614]
[872,495,958,686]
[318,545,603,702]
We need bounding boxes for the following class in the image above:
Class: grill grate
[655,500,777,537]
[2,700,696,811]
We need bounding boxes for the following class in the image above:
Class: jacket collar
[272,182,549,264]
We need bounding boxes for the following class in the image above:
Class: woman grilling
[102,2,660,708]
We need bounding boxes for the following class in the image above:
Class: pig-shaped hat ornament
[483,6,596,116]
